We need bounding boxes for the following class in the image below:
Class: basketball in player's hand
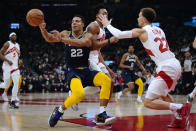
[26,9,44,27]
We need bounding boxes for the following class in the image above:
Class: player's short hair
[140,8,156,23]
[94,4,106,16]
[73,15,85,24]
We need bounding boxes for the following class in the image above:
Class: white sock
[58,105,64,113]
[137,96,142,100]
[169,103,183,112]
[100,106,106,113]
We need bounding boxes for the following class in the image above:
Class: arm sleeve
[106,25,132,39]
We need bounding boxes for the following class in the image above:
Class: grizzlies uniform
[65,32,99,87]
[121,53,139,84]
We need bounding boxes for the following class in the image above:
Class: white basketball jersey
[89,21,106,64]
[2,41,20,71]
[141,25,175,66]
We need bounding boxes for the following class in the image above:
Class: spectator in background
[182,52,192,94]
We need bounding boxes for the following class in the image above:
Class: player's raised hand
[109,36,118,44]
[98,14,112,26]
[39,23,46,30]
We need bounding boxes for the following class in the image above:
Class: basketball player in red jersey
[99,7,191,128]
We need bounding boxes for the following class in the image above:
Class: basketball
[26,9,44,26]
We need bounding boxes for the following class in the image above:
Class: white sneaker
[2,93,9,101]
[68,90,79,111]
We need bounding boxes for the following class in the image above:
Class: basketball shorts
[66,67,99,88]
[145,58,181,99]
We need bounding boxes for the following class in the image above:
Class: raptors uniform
[121,54,139,84]
[1,41,20,101]
[142,25,181,98]
[88,21,108,74]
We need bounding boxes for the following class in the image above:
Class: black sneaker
[187,94,193,103]
[48,107,63,127]
[9,101,19,109]
[94,111,116,125]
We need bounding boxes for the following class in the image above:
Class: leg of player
[135,78,144,104]
[15,75,22,101]
[187,86,196,103]
[93,72,116,125]
[10,70,20,109]
[48,78,85,127]
[116,82,134,100]
[144,81,191,128]
[2,78,12,101]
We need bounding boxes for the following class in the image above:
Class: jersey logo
[5,47,20,56]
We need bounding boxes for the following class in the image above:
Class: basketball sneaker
[68,90,79,111]
[187,94,193,103]
[168,103,191,128]
[9,101,19,109]
[2,93,9,101]
[48,107,63,127]
[94,111,116,125]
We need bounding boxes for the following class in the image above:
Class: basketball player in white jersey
[84,5,115,95]
[0,32,22,109]
[187,36,196,103]
[99,7,191,128]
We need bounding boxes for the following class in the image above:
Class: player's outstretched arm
[98,15,146,40]
[193,36,196,49]
[39,23,61,42]
[0,42,13,65]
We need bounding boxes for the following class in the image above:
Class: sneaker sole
[96,117,116,126]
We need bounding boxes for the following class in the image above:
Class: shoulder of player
[4,41,10,48]
[132,28,146,34]
[87,22,99,34]
[60,30,71,38]
[123,53,129,57]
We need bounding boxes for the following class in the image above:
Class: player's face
[128,46,134,53]
[71,17,84,32]
[97,9,108,22]
[137,12,145,27]
[10,35,17,41]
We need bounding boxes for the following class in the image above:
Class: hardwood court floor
[0,93,195,131]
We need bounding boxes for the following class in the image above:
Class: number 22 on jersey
[71,49,83,57]
[154,37,169,53]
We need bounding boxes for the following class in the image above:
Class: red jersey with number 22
[142,25,175,66]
